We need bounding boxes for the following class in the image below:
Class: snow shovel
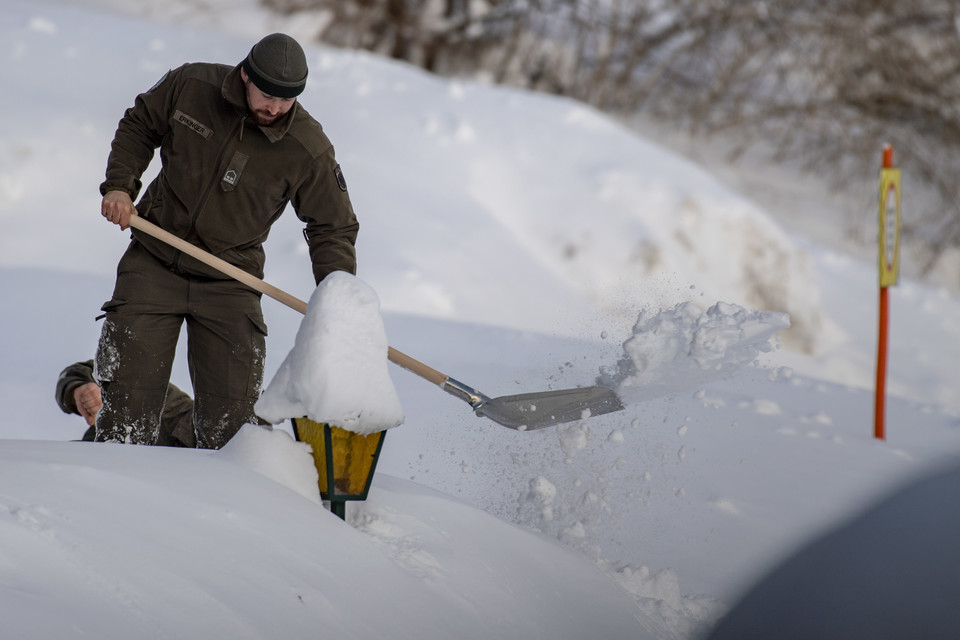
[127,215,624,430]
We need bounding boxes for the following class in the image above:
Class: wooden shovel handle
[127,215,449,387]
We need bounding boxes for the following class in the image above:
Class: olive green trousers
[95,240,267,449]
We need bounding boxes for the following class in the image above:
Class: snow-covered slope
[2,1,960,638]
[0,432,653,639]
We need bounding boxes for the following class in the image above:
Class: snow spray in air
[598,301,790,404]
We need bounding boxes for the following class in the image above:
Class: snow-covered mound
[0,434,654,639]
[256,272,404,433]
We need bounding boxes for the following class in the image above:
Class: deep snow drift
[3,1,960,638]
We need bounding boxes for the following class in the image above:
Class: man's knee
[193,393,258,449]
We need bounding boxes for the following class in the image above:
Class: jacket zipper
[173,115,245,271]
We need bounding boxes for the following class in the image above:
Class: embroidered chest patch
[220,151,249,192]
[173,110,213,139]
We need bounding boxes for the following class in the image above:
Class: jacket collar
[222,63,298,142]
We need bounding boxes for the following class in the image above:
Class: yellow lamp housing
[291,418,386,520]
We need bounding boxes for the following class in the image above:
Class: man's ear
[240,67,248,83]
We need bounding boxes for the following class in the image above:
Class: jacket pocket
[220,151,250,192]
[99,297,127,315]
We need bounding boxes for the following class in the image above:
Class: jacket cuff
[99,177,141,200]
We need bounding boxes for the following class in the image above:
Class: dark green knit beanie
[242,33,308,98]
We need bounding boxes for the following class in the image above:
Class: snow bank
[213,424,321,503]
[256,272,404,434]
[0,439,654,640]
[462,96,822,351]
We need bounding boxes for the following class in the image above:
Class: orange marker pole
[875,145,901,440]
[875,282,889,440]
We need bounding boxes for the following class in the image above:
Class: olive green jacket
[101,62,358,283]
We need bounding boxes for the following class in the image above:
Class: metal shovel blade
[475,386,624,430]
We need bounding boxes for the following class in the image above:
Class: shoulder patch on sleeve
[334,164,348,192]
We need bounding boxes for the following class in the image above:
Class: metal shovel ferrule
[441,377,493,410]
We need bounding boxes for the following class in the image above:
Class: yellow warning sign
[878,167,901,287]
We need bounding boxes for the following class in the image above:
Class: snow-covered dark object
[256,272,404,434]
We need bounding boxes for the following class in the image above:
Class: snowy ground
[2,1,960,638]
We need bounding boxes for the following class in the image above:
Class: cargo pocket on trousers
[246,312,268,398]
[94,297,128,384]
